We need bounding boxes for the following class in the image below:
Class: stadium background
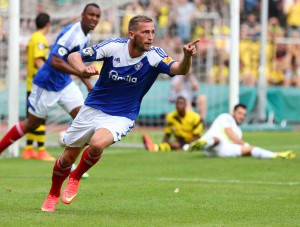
[1,0,300,151]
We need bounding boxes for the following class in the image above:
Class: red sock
[70,147,102,181]
[0,122,26,154]
[49,158,71,197]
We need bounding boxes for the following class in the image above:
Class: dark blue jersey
[80,38,175,120]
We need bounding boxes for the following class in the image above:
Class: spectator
[285,0,300,37]
[168,69,207,123]
[283,31,300,86]
[208,57,229,84]
[174,0,196,43]
[241,13,261,40]
[268,17,285,41]
[153,0,170,40]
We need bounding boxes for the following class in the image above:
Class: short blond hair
[128,15,153,31]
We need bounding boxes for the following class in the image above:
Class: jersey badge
[162,57,173,65]
[134,62,143,71]
[82,47,95,57]
[38,42,45,50]
[58,47,68,56]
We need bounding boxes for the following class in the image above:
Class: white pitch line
[158,177,300,186]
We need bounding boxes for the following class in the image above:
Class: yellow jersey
[164,110,203,143]
[26,31,49,91]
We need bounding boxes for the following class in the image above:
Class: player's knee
[60,154,77,167]
[88,141,105,154]
[23,121,40,132]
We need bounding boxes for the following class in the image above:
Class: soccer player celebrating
[188,103,296,159]
[143,96,203,152]
[0,4,100,156]
[41,15,200,212]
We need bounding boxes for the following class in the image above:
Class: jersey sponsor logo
[134,62,143,71]
[108,70,137,83]
[58,47,68,56]
[162,57,173,65]
[82,47,95,57]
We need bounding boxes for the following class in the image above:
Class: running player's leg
[61,107,134,205]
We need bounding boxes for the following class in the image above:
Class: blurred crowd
[1,0,300,87]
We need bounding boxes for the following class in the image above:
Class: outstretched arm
[170,39,200,75]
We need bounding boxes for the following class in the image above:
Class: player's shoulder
[148,46,168,58]
[147,45,175,66]
[95,37,128,48]
[188,110,201,117]
[166,110,177,119]
[218,113,231,119]
[59,22,82,40]
[186,110,201,120]
[30,31,45,41]
[217,113,234,122]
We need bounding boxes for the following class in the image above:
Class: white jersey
[203,113,242,144]
[201,113,243,157]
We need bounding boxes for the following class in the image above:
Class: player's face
[233,107,247,125]
[176,99,186,113]
[132,22,155,52]
[81,6,101,34]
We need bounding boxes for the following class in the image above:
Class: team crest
[82,47,95,57]
[162,57,173,65]
[134,62,143,70]
[38,42,44,50]
[58,47,68,56]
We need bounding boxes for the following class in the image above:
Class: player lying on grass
[41,15,200,212]
[187,103,296,159]
[143,96,203,152]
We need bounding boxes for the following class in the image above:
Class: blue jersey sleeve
[51,44,70,61]
[157,56,176,76]
[80,46,98,62]
[148,46,176,76]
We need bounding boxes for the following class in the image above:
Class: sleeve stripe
[150,46,168,58]
[95,38,128,48]
[65,25,80,48]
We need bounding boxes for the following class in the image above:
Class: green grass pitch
[0,131,300,226]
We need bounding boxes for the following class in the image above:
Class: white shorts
[202,135,242,157]
[28,81,84,118]
[63,105,135,147]
[210,143,242,157]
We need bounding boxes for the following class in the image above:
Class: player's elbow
[67,52,78,64]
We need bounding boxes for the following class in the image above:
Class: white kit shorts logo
[108,70,137,83]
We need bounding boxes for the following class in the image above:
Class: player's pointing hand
[183,39,200,57]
